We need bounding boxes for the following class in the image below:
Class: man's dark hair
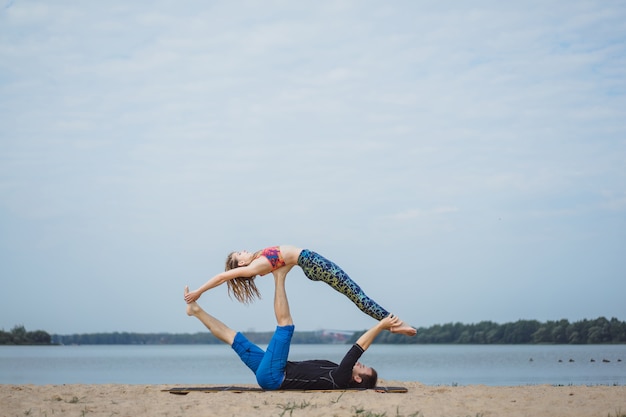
[348,367,378,389]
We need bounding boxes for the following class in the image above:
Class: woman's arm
[184,258,270,303]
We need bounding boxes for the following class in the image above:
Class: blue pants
[231,325,294,390]
[298,249,389,320]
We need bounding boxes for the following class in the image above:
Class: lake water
[1,344,624,386]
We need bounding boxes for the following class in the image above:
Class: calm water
[1,344,624,386]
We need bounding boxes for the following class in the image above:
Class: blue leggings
[297,249,389,321]
[231,325,294,390]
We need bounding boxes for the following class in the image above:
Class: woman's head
[224,250,262,304]
[225,251,240,271]
[226,250,254,269]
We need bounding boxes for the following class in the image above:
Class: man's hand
[356,313,401,351]
[378,313,401,331]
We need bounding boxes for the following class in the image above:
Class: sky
[1,1,625,336]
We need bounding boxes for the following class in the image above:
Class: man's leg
[255,272,295,390]
[274,270,293,327]
[185,286,265,374]
[185,286,236,345]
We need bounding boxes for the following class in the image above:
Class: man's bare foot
[390,321,418,336]
[184,286,201,316]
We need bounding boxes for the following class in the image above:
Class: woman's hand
[184,289,201,303]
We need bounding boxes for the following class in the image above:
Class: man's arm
[355,314,400,351]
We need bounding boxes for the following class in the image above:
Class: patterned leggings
[297,249,389,321]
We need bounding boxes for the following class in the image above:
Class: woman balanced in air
[184,245,417,336]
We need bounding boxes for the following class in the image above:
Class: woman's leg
[297,250,389,319]
[297,250,416,336]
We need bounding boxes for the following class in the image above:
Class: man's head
[349,362,378,389]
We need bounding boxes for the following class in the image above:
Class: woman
[184,245,416,336]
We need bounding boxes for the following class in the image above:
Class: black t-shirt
[279,344,365,390]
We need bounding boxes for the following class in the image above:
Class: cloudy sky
[1,1,625,335]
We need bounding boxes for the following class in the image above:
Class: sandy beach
[2,381,625,417]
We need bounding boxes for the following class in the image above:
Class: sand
[2,381,625,417]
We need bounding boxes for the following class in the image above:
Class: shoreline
[2,382,625,417]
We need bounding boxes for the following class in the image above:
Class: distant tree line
[0,325,51,345]
[3,317,625,345]
[351,316,626,345]
[49,330,343,345]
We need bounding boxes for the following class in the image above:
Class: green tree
[10,325,27,344]
[0,330,13,344]
[28,330,52,345]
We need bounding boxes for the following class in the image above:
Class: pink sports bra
[258,246,286,275]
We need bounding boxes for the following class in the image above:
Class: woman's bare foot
[390,320,417,336]
[184,286,201,316]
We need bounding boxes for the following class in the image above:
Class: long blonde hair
[224,250,262,304]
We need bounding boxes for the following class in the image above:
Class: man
[184,269,400,390]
